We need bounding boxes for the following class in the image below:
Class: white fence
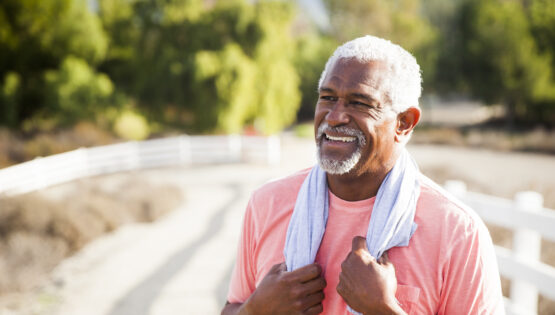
[445,181,555,315]
[0,135,280,196]
[0,138,554,314]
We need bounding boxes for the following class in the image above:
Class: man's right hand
[231,262,326,315]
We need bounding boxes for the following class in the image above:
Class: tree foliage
[43,56,114,126]
[1,0,304,134]
[98,0,301,134]
[0,0,111,128]
[455,0,555,124]
[2,0,554,133]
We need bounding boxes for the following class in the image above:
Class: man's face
[314,58,399,176]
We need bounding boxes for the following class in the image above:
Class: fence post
[130,141,141,170]
[511,191,543,314]
[179,135,192,165]
[267,135,280,166]
[228,134,242,163]
[444,180,467,200]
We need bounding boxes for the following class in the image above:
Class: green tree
[99,0,302,134]
[457,0,555,125]
[43,56,114,126]
[0,0,111,128]
[529,0,555,69]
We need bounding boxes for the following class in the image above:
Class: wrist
[238,294,257,315]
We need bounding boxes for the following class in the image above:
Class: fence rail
[0,138,553,314]
[0,135,279,196]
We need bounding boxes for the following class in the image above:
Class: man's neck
[326,170,388,201]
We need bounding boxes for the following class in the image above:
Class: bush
[113,109,150,140]
[43,56,115,126]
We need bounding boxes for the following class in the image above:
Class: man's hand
[337,236,405,315]
[240,262,326,315]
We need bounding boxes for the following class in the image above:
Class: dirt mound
[0,177,182,294]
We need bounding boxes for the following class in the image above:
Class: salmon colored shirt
[227,168,505,314]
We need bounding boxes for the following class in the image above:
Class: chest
[252,207,442,314]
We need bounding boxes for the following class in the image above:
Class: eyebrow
[350,93,376,104]
[318,87,335,94]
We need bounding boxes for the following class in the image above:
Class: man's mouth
[316,122,366,147]
[325,134,357,143]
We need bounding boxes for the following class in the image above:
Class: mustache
[316,122,366,146]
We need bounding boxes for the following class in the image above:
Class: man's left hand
[336,236,405,315]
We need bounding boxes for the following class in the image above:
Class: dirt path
[5,135,554,315]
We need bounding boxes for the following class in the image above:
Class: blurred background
[0,0,554,314]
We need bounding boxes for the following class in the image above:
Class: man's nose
[325,100,350,127]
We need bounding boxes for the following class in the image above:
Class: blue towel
[283,149,420,314]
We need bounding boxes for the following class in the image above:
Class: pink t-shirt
[227,168,505,314]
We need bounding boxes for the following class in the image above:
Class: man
[222,36,504,315]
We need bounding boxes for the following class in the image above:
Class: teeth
[326,134,356,142]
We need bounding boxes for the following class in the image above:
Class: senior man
[222,36,504,315]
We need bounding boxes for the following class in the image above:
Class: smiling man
[222,36,504,315]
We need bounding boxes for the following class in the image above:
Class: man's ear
[394,107,421,143]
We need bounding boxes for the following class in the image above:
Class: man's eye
[320,96,336,101]
[352,101,369,107]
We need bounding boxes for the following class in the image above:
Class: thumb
[270,262,287,274]
[351,236,368,252]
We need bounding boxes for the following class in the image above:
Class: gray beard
[315,122,366,175]
[317,145,362,175]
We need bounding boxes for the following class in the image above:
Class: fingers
[303,302,324,315]
[378,251,393,266]
[287,263,322,283]
[351,236,367,251]
[297,291,324,313]
[302,276,327,294]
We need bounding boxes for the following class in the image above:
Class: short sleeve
[226,195,258,303]
[437,220,505,315]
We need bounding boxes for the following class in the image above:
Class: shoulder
[250,167,311,206]
[246,168,311,232]
[417,174,485,227]
[415,174,491,244]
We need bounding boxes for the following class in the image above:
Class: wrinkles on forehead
[321,58,394,108]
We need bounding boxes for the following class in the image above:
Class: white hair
[318,35,422,112]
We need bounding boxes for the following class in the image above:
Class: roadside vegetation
[1,0,554,139]
[0,176,182,299]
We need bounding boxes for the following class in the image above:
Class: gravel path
[7,135,554,315]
